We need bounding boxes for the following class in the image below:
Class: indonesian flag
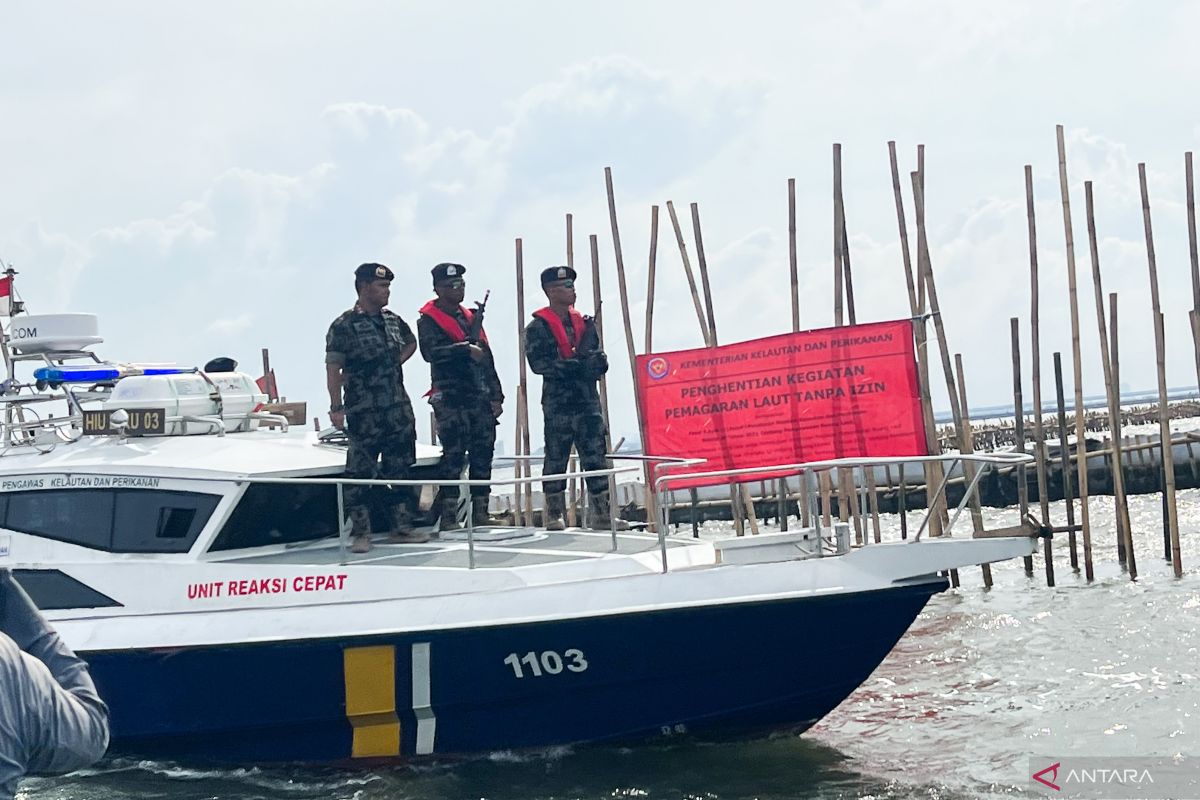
[0,276,10,317]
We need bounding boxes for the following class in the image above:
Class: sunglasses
[438,279,465,289]
[550,280,575,289]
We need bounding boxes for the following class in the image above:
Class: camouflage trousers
[344,401,417,524]
[433,395,498,498]
[542,404,609,496]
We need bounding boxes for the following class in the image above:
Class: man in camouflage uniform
[326,262,428,553]
[418,262,504,530]
[524,265,628,531]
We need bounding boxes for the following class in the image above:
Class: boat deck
[220,528,701,569]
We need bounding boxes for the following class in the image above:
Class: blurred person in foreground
[0,568,109,799]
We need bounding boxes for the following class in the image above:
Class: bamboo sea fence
[497,125,1200,587]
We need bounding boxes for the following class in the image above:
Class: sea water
[20,490,1200,799]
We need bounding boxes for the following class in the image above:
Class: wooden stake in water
[692,203,719,346]
[888,141,922,540]
[911,173,965,548]
[1185,155,1200,409]
[789,178,800,332]
[1055,124,1094,581]
[645,205,660,354]
[1025,165,1053,531]
[1084,181,1135,577]
[692,203,760,535]
[833,143,845,327]
[665,200,711,346]
[1110,292,1136,577]
[1138,163,1182,576]
[604,168,657,532]
[1053,351,1079,570]
[1010,318,1034,576]
[514,238,530,526]
[955,354,993,587]
[589,233,618,520]
[566,214,579,527]
[1188,154,1200,333]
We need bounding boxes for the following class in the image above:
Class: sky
[3,0,1200,450]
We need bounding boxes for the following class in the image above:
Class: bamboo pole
[588,233,618,523]
[566,214,579,527]
[1025,165,1053,532]
[666,198,741,534]
[789,178,800,332]
[833,144,845,326]
[841,225,856,325]
[819,471,833,528]
[512,391,524,524]
[1189,154,1200,322]
[1187,155,1200,393]
[1055,124,1094,581]
[836,168,869,537]
[1138,163,1182,576]
[955,353,993,587]
[1193,309,1200,395]
[514,239,530,526]
[910,171,962,564]
[866,467,881,543]
[692,202,759,535]
[1084,181,1135,577]
[916,144,927,312]
[1110,292,1135,573]
[888,141,922,540]
[888,142,920,316]
[645,205,659,354]
[903,161,945,539]
[604,167,657,532]
[1010,318,1034,577]
[1053,352,1079,570]
[691,203,718,345]
[665,201,711,345]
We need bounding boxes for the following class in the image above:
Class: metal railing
[649,451,1035,573]
[195,462,651,567]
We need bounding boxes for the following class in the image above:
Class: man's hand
[467,344,484,362]
[491,400,503,418]
[330,410,346,430]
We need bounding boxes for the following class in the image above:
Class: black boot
[386,503,430,544]
[586,490,630,531]
[544,493,566,531]
[348,507,372,553]
[472,495,492,527]
[441,493,462,532]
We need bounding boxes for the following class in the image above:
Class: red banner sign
[636,320,927,489]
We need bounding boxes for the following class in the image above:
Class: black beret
[431,262,466,285]
[355,262,394,282]
[540,265,577,286]
[203,356,238,373]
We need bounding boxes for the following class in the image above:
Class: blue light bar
[34,366,121,383]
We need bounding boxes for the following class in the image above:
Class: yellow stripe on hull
[343,645,401,758]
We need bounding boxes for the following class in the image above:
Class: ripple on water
[18,491,1200,799]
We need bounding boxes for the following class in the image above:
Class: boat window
[2,489,221,553]
[6,490,115,550]
[209,483,339,551]
[10,569,122,610]
[111,491,220,552]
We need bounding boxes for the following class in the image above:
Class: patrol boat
[0,289,1043,763]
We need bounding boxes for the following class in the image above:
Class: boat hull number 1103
[503,649,588,678]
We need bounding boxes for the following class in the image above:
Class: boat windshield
[208,483,339,551]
